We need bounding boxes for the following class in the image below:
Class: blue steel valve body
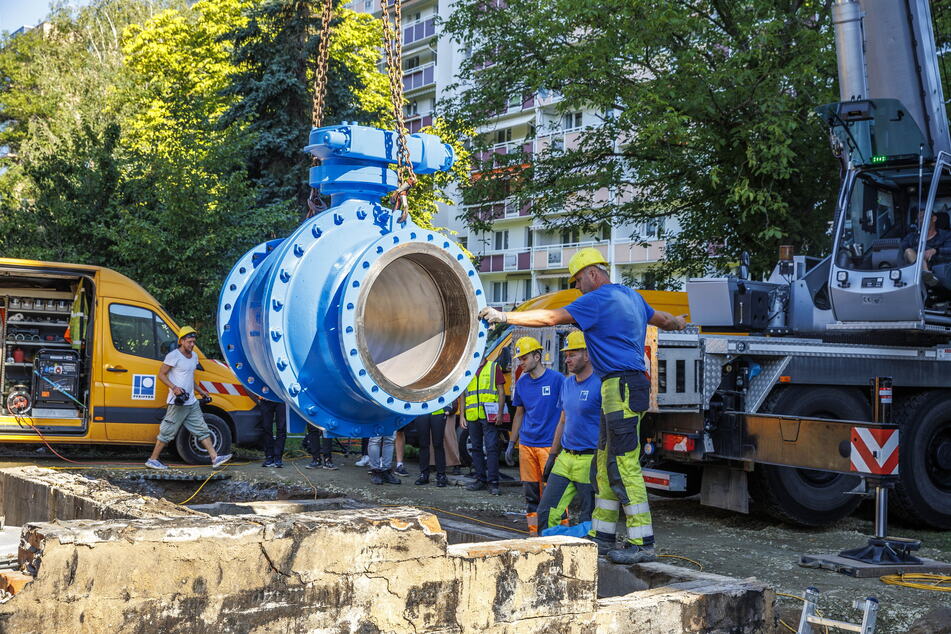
[218,124,487,437]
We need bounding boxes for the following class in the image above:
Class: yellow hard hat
[567,247,608,284]
[560,330,586,351]
[514,336,543,357]
[178,325,198,340]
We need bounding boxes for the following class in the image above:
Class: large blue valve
[217,123,487,437]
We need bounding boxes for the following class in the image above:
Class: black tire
[892,391,951,530]
[750,387,865,527]
[456,426,471,467]
[175,413,233,465]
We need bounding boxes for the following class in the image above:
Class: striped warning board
[850,427,899,475]
[199,381,250,397]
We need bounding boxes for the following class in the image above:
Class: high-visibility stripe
[623,502,650,516]
[595,498,620,511]
[591,518,615,533]
[223,383,240,396]
[468,389,497,396]
[626,524,654,540]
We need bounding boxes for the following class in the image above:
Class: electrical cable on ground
[177,466,228,505]
[880,573,951,592]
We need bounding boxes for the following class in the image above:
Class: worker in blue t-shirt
[508,336,563,535]
[536,330,600,532]
[478,248,686,564]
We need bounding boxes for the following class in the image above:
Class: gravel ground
[1,446,948,632]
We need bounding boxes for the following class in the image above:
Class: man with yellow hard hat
[478,247,686,563]
[535,330,600,532]
[509,335,563,535]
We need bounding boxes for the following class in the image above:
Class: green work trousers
[588,373,654,547]
[536,450,595,530]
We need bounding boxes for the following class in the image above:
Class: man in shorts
[145,326,232,469]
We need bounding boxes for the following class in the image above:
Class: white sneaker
[211,454,232,468]
[145,459,168,470]
[355,455,370,467]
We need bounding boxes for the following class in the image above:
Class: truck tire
[751,387,865,527]
[892,391,951,530]
[176,413,233,465]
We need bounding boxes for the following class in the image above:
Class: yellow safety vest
[464,361,499,422]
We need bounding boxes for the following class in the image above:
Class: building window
[560,228,580,244]
[494,229,509,250]
[551,136,564,152]
[525,227,533,248]
[404,55,420,70]
[404,100,418,117]
[363,0,373,10]
[523,279,533,300]
[457,236,468,250]
[495,128,512,145]
[562,112,582,130]
[492,281,508,303]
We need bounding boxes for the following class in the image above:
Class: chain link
[380,0,416,223]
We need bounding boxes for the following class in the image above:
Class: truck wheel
[176,413,233,465]
[751,387,865,527]
[456,427,471,467]
[892,392,951,530]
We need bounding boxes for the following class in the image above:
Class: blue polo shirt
[558,372,601,451]
[564,284,655,377]
[512,368,563,447]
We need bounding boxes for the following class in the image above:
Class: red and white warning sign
[199,381,250,397]
[850,427,899,475]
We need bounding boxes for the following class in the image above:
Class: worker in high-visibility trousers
[536,330,599,532]
[507,336,563,535]
[478,248,687,563]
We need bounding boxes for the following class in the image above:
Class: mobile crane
[498,0,951,530]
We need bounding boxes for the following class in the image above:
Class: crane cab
[821,98,951,332]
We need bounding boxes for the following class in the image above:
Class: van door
[100,301,179,441]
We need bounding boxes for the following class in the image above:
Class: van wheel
[750,387,865,527]
[457,427,471,467]
[176,413,233,465]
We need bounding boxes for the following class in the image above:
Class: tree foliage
[442,0,841,281]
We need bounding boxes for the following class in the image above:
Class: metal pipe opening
[356,243,479,402]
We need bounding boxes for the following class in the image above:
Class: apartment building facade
[355,0,673,308]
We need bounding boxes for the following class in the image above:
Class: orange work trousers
[519,445,551,534]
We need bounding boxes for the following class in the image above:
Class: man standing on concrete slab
[462,358,506,495]
[508,336,563,535]
[478,248,686,563]
[146,326,231,470]
[536,331,599,532]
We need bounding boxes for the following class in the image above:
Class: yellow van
[0,258,261,463]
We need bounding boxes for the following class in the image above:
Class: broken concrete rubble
[0,506,774,633]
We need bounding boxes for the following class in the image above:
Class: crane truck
[491,0,951,530]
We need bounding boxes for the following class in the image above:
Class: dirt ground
[2,444,948,633]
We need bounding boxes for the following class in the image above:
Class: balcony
[478,249,532,273]
[473,140,535,170]
[465,197,532,223]
[406,113,433,134]
[403,63,435,92]
[403,17,436,46]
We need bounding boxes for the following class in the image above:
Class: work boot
[606,545,657,565]
[435,473,449,488]
[488,483,502,496]
[305,459,321,469]
[466,480,487,491]
[370,470,385,485]
[415,473,430,485]
[382,470,401,485]
[394,464,409,477]
[584,534,616,555]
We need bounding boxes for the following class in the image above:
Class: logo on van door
[132,375,156,400]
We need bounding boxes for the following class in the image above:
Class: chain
[307,0,336,218]
[380,0,416,223]
[311,0,335,129]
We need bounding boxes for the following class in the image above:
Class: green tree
[219,0,390,217]
[441,0,840,282]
